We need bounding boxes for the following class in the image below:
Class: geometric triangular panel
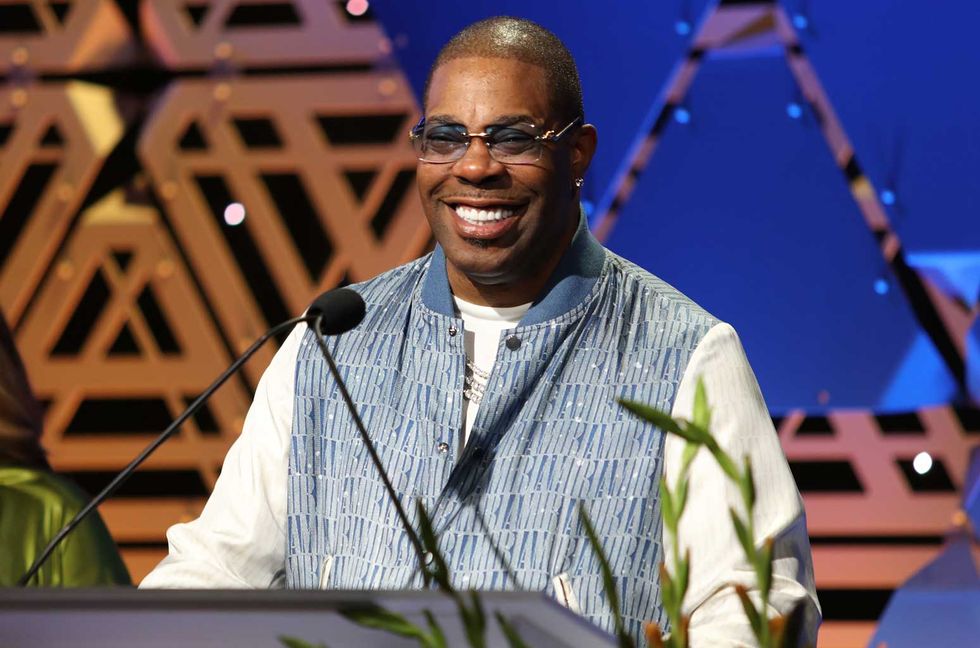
[39,123,65,146]
[137,74,431,384]
[107,321,140,356]
[783,0,980,308]
[604,51,957,412]
[14,191,250,471]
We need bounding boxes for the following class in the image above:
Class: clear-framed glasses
[409,116,583,165]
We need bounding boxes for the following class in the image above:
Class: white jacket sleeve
[139,324,303,588]
[665,322,821,646]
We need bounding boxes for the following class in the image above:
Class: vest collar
[421,209,606,325]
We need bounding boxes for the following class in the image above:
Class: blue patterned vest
[286,217,716,641]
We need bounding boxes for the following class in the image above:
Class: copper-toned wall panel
[15,190,251,543]
[0,82,125,324]
[138,73,428,383]
[0,0,134,74]
[140,0,385,69]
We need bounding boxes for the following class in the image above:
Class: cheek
[415,167,442,197]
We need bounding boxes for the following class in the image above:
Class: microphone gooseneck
[18,288,366,587]
[307,302,431,585]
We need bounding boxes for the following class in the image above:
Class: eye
[424,126,467,143]
[492,129,534,143]
[491,128,535,153]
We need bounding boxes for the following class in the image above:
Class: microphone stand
[309,313,431,586]
[18,315,309,587]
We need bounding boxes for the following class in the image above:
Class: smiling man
[143,17,820,647]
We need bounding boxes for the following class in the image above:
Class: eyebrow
[424,114,542,129]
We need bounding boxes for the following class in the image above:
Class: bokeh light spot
[224,202,246,226]
[346,0,369,17]
[913,451,933,475]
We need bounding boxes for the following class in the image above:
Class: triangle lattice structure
[138,72,431,385]
[0,82,126,326]
[0,0,134,74]
[142,0,384,69]
[14,190,251,553]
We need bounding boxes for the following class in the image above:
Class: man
[143,17,820,645]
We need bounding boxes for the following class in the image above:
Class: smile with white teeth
[454,204,517,224]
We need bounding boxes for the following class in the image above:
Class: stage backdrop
[0,2,977,646]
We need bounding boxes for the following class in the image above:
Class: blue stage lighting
[880,189,897,206]
[674,107,691,124]
[786,102,803,119]
[674,20,691,36]
[874,278,890,295]
[792,14,809,30]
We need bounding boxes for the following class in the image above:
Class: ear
[570,123,598,180]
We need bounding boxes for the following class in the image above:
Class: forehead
[425,56,553,125]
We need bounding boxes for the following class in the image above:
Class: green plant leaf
[341,607,431,641]
[679,440,699,475]
[675,548,691,605]
[495,611,532,648]
[579,504,634,648]
[675,476,690,521]
[659,561,676,614]
[660,475,677,534]
[729,508,755,563]
[461,589,487,648]
[279,637,328,648]
[740,456,756,512]
[424,610,447,648]
[758,537,774,601]
[618,399,697,442]
[733,585,764,641]
[415,500,454,592]
[696,431,740,482]
[692,377,711,431]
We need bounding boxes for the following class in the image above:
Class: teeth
[455,205,516,224]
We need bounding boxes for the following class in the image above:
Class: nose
[451,137,506,185]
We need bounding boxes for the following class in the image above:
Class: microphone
[308,287,366,335]
[18,288,364,586]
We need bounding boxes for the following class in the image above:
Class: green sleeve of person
[0,466,131,587]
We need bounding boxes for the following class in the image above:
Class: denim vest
[286,218,716,641]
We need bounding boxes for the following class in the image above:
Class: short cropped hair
[423,16,585,123]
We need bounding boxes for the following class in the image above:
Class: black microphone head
[308,288,366,335]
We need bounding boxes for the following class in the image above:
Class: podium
[0,588,618,647]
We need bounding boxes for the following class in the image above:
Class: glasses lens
[488,128,539,163]
[419,125,467,162]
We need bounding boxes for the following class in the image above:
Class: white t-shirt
[453,296,531,449]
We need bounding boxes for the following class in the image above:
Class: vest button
[448,326,458,337]
[505,335,521,350]
[424,551,434,565]
[436,441,450,454]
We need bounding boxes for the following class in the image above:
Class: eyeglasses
[409,116,583,165]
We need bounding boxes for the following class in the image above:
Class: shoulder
[295,254,433,356]
[602,250,719,333]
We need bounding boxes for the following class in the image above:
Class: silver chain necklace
[463,359,489,405]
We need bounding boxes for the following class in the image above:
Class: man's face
[417,56,589,289]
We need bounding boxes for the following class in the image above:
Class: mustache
[438,195,526,202]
